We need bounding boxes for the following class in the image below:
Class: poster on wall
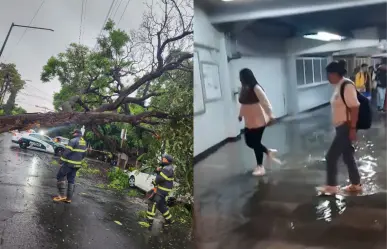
[201,62,222,101]
[194,51,205,115]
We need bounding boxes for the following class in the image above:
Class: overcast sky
[0,0,148,112]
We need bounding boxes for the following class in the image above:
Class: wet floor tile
[195,107,387,248]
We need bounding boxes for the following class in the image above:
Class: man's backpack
[340,81,372,130]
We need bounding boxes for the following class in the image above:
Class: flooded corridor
[194,107,387,249]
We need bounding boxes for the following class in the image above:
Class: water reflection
[315,196,346,222]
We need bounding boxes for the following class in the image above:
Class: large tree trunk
[0,111,168,134]
[3,89,17,115]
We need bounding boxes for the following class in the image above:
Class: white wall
[194,7,381,155]
[230,31,288,129]
[194,8,239,156]
[194,9,292,156]
[285,38,334,112]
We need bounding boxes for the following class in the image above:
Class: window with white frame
[296,57,329,86]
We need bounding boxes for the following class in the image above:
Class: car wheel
[19,141,28,149]
[55,148,64,157]
[129,176,135,188]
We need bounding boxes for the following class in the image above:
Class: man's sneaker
[316,185,339,195]
[52,196,67,202]
[252,166,265,176]
[342,184,362,193]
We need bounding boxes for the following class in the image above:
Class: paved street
[195,107,387,249]
[0,134,192,249]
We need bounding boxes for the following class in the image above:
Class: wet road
[195,107,387,249]
[0,135,192,249]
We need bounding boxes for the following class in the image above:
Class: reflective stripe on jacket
[155,165,174,196]
[61,136,87,168]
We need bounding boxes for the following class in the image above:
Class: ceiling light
[303,32,345,41]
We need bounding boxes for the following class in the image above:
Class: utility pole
[0,23,54,59]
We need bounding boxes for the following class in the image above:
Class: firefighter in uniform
[140,154,175,228]
[53,129,87,203]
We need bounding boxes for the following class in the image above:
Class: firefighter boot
[162,210,174,228]
[139,202,156,230]
[53,181,67,202]
[64,183,75,203]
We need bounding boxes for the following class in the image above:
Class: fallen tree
[0,110,171,134]
[0,0,193,153]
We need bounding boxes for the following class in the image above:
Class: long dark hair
[239,68,263,89]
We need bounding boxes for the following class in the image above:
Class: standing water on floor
[195,107,386,249]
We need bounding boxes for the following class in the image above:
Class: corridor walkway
[194,107,386,249]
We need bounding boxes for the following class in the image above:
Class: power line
[93,0,116,51]
[117,0,132,26]
[79,0,85,44]
[112,0,123,21]
[23,81,52,96]
[18,91,52,103]
[82,0,88,40]
[4,0,46,62]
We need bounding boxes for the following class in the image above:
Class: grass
[137,210,147,219]
[96,183,106,189]
[51,160,59,166]
[127,189,140,197]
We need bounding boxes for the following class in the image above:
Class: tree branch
[0,111,169,133]
[95,52,192,112]
[121,92,164,105]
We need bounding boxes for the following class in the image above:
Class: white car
[127,170,179,196]
[10,129,36,143]
[53,136,70,145]
[127,169,194,204]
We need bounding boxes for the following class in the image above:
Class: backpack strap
[339,81,353,122]
[339,81,352,108]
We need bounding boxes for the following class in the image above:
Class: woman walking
[238,68,278,176]
[317,60,362,194]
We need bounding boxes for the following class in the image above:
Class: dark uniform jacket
[60,135,87,168]
[154,164,174,196]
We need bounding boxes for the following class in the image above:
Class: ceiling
[196,0,314,15]
[216,3,387,39]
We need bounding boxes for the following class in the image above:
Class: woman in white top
[238,68,279,176]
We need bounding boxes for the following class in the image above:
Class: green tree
[141,64,193,204]
[0,63,25,114]
[0,1,193,138]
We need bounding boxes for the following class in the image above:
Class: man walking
[376,59,387,112]
[53,129,87,203]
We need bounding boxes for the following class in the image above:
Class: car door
[40,135,55,153]
[27,134,47,151]
[133,170,146,190]
[144,172,157,192]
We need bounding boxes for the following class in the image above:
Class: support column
[220,34,241,138]
[284,55,299,115]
